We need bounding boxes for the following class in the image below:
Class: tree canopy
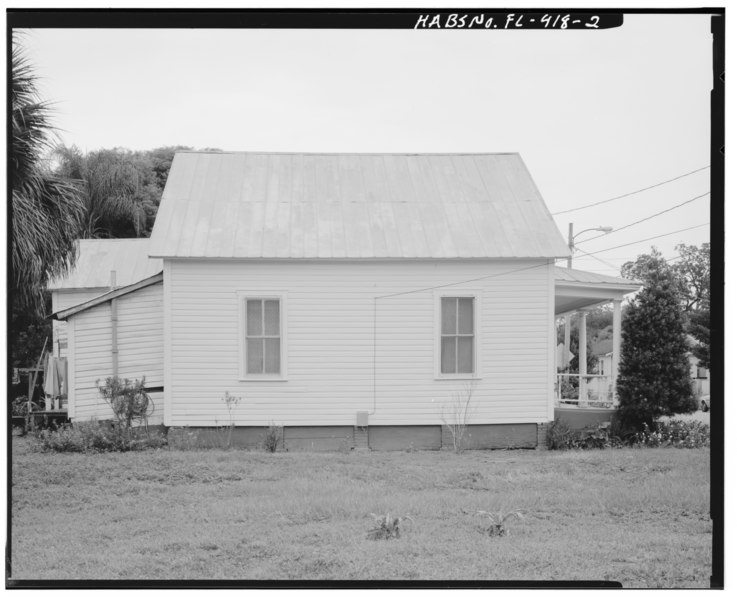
[621,243,710,314]
[617,252,697,429]
[53,145,191,238]
[621,244,710,370]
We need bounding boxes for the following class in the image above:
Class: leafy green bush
[547,418,622,450]
[97,376,154,428]
[634,420,710,449]
[31,420,167,453]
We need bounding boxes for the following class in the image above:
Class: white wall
[51,289,107,358]
[166,259,554,427]
[68,282,164,424]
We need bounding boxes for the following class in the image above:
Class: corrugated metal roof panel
[148,152,571,259]
[555,267,640,287]
[47,239,163,290]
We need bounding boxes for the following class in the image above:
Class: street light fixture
[567,223,613,268]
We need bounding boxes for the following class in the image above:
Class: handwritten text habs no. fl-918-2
[413,13,603,30]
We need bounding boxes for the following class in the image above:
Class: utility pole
[563,223,574,373]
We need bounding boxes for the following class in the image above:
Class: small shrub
[634,420,710,449]
[547,418,575,450]
[547,418,622,450]
[476,510,524,537]
[97,376,155,429]
[262,422,283,453]
[31,420,167,453]
[367,513,414,540]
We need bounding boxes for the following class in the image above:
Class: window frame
[434,290,482,380]
[237,291,288,381]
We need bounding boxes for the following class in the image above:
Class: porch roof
[554,267,640,315]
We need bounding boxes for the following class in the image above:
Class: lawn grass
[9,437,711,586]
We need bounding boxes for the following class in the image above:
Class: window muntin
[245,298,281,375]
[440,297,474,374]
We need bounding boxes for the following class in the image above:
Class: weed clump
[441,383,476,453]
[476,510,524,537]
[635,420,710,448]
[367,513,413,540]
[262,422,283,452]
[31,420,167,453]
[547,418,575,450]
[547,418,622,450]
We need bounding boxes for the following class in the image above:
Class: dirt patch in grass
[8,438,711,586]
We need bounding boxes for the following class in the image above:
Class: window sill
[238,377,288,382]
[434,375,482,381]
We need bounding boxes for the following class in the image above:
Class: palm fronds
[54,145,148,238]
[10,35,85,314]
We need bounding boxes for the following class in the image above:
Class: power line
[551,166,710,216]
[582,252,620,272]
[575,192,710,245]
[573,223,709,259]
[374,261,550,300]
[371,260,551,414]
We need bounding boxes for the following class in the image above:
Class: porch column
[578,310,587,405]
[563,316,571,373]
[612,299,622,402]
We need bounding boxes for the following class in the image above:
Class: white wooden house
[52,152,640,450]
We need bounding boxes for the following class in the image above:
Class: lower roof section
[555,267,641,315]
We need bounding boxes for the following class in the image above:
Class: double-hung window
[439,296,476,375]
[240,294,286,379]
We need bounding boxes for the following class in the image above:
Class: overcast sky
[19,12,714,275]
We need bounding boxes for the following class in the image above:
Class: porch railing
[555,373,616,407]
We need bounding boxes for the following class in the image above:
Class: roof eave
[555,280,642,294]
[50,272,164,321]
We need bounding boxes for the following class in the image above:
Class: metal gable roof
[148,152,571,259]
[47,239,163,291]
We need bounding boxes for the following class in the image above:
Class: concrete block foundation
[166,423,542,452]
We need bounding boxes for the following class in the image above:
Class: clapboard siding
[68,282,164,424]
[51,289,107,358]
[166,259,553,426]
[70,303,113,420]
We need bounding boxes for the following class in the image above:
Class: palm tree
[11,34,85,315]
[54,145,149,239]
